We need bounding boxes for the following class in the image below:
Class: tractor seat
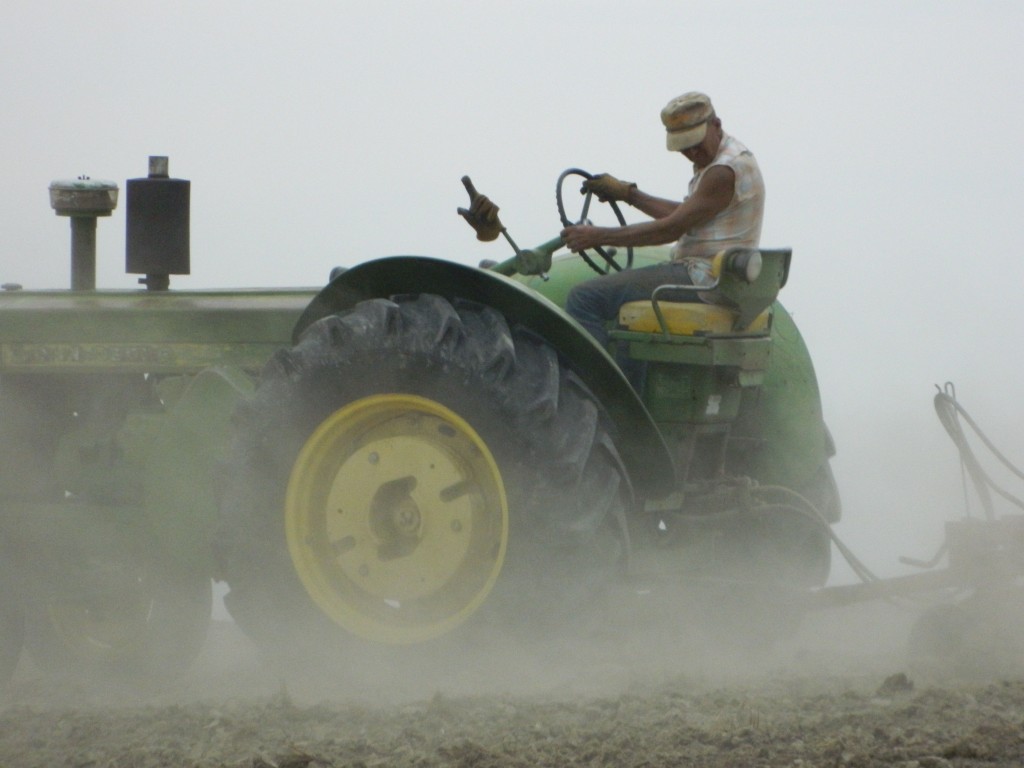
[618,300,771,336]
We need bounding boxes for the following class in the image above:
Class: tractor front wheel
[25,543,212,682]
[0,557,23,687]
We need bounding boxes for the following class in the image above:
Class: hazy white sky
[4,0,1023,582]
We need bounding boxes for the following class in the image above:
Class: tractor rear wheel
[217,294,631,655]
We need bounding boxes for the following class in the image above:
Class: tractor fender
[293,256,675,499]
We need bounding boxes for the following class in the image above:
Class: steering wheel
[556,168,635,274]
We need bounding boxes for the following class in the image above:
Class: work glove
[457,176,503,242]
[581,173,636,203]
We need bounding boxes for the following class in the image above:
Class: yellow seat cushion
[618,300,770,336]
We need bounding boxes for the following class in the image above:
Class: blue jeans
[565,262,699,348]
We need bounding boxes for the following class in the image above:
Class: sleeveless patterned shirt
[671,133,765,283]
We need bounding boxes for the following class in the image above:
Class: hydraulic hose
[933,383,1024,521]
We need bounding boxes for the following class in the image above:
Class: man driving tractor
[560,91,766,347]
[459,91,765,349]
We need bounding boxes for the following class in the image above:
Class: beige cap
[661,92,714,151]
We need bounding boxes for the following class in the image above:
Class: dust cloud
[5,588,1019,765]
[6,556,1024,766]
[0,577,980,709]
[5,387,1024,766]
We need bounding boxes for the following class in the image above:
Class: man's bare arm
[562,165,735,251]
[624,188,682,220]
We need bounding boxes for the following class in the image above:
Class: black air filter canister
[126,156,190,289]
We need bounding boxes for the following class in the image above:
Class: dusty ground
[3,599,1024,768]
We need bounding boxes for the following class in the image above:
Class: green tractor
[0,161,838,684]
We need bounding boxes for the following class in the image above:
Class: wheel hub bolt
[393,500,421,533]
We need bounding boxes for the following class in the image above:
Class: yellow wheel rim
[285,394,509,644]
